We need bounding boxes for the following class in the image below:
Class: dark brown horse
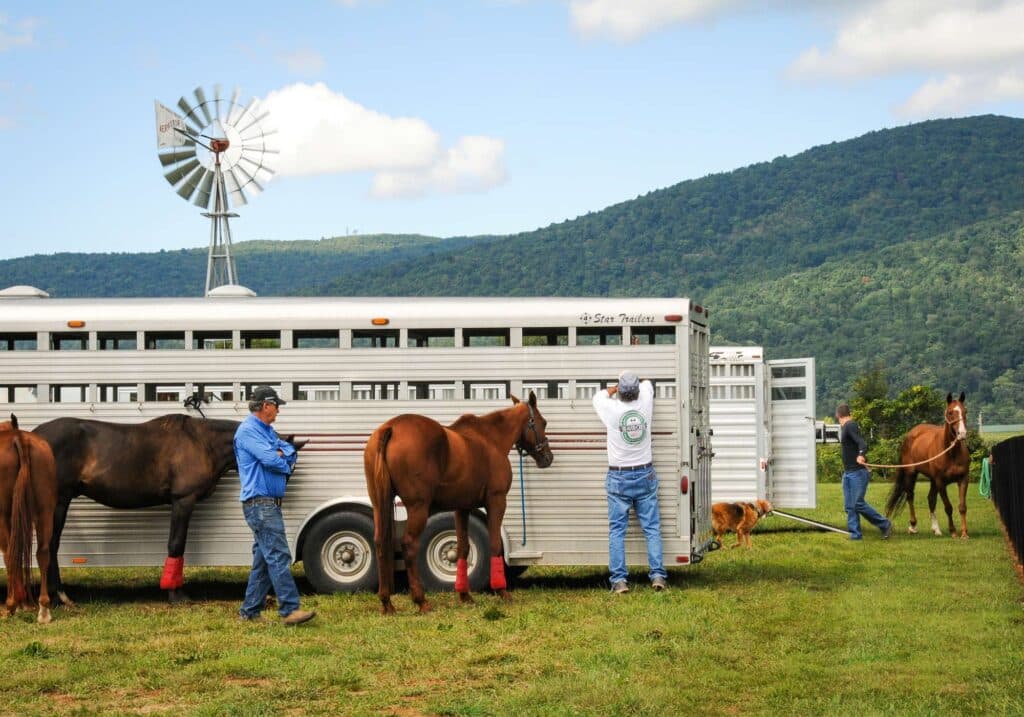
[1,415,58,623]
[365,393,553,614]
[34,414,305,604]
[886,392,971,538]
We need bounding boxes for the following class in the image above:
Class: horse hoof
[459,593,475,605]
[380,603,396,616]
[418,602,433,615]
[168,590,191,604]
[37,609,52,624]
[55,591,76,609]
[907,526,917,534]
[497,590,513,602]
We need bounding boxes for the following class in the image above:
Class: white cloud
[790,1,1024,79]
[261,82,507,197]
[569,0,739,41]
[897,71,1024,116]
[372,136,507,198]
[0,14,37,52]
[277,48,326,75]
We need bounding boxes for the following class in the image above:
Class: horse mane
[450,403,523,432]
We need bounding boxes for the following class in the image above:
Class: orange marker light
[67,320,86,328]
[371,318,390,326]
[71,557,88,564]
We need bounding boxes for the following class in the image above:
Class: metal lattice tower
[154,85,276,295]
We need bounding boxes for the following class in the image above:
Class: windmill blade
[158,146,196,167]
[192,168,216,208]
[232,163,265,196]
[164,157,200,186]
[193,86,213,126]
[225,87,241,125]
[213,84,222,122]
[224,168,248,207]
[241,145,280,156]
[175,165,208,202]
[239,126,278,144]
[237,110,271,135]
[176,96,206,134]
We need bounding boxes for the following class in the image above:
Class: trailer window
[771,365,806,379]
[296,384,341,401]
[466,382,508,400]
[241,331,281,349]
[0,385,38,403]
[294,330,340,349]
[352,330,399,348]
[50,385,86,402]
[98,384,139,403]
[352,382,399,400]
[522,381,561,400]
[731,385,755,400]
[146,331,185,350]
[771,386,807,401]
[99,332,137,350]
[408,382,457,400]
[146,384,186,402]
[195,384,234,402]
[51,332,88,351]
[730,364,754,378]
[523,328,568,347]
[408,329,455,348]
[0,333,37,351]
[463,329,509,347]
[194,331,233,350]
[242,384,283,401]
[654,381,677,399]
[629,327,676,345]
[577,328,622,346]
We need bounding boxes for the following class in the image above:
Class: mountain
[2,115,1022,420]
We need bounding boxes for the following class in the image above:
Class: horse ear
[528,390,538,408]
[946,392,953,404]
[958,391,965,403]
[510,395,521,405]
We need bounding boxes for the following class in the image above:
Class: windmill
[154,85,276,295]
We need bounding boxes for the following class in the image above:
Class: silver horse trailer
[0,288,713,592]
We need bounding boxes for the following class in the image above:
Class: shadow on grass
[36,575,318,607]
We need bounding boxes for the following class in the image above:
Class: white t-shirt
[592,380,655,467]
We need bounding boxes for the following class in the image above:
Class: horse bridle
[515,403,550,458]
[945,405,967,441]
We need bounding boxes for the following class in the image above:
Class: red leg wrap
[455,558,469,593]
[490,556,507,591]
[160,556,184,590]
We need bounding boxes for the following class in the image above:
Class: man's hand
[607,385,618,397]
[856,455,867,466]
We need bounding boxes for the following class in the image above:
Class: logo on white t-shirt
[618,410,648,444]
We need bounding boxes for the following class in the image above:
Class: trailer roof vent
[0,285,50,298]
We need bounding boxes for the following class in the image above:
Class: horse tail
[885,438,915,516]
[370,426,396,595]
[7,429,36,606]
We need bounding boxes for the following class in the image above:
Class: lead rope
[863,438,961,469]
[519,450,527,545]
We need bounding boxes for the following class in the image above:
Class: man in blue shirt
[236,385,315,625]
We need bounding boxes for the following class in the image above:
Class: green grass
[2,485,1023,716]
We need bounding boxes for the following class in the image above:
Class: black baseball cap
[251,385,286,406]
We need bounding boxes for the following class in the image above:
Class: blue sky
[2,1,1023,260]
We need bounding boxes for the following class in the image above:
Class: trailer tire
[302,511,378,594]
[417,512,489,593]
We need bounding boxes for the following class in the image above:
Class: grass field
[2,484,1023,716]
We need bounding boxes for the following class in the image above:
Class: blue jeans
[606,467,666,584]
[842,468,890,540]
[240,500,301,618]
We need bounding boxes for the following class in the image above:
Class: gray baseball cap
[618,371,640,396]
[251,385,286,406]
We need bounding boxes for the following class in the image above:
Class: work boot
[610,580,629,594]
[651,576,667,592]
[282,609,316,626]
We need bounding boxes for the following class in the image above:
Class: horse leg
[401,506,431,614]
[35,512,53,624]
[927,483,942,536]
[957,478,969,539]
[0,537,14,619]
[163,495,197,603]
[938,483,956,538]
[905,471,919,534]
[485,494,511,601]
[454,509,473,605]
[48,497,75,607]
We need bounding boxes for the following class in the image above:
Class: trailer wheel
[417,512,489,593]
[302,512,378,593]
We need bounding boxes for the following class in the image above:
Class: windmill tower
[155,85,276,295]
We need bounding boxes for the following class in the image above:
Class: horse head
[512,391,554,468]
[945,391,967,442]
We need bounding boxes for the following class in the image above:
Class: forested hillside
[2,115,1022,420]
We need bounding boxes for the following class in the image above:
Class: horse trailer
[0,289,713,593]
[709,346,817,508]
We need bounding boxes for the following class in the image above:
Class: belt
[608,462,653,472]
[244,496,282,507]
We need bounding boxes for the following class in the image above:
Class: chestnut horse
[365,393,553,614]
[1,416,57,623]
[885,392,971,538]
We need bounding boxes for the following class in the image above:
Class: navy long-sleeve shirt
[840,419,869,471]
[235,414,297,501]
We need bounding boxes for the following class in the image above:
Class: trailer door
[766,358,817,508]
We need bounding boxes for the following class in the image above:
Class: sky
[1,0,1023,260]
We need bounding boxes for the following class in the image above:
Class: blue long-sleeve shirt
[235,414,297,501]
